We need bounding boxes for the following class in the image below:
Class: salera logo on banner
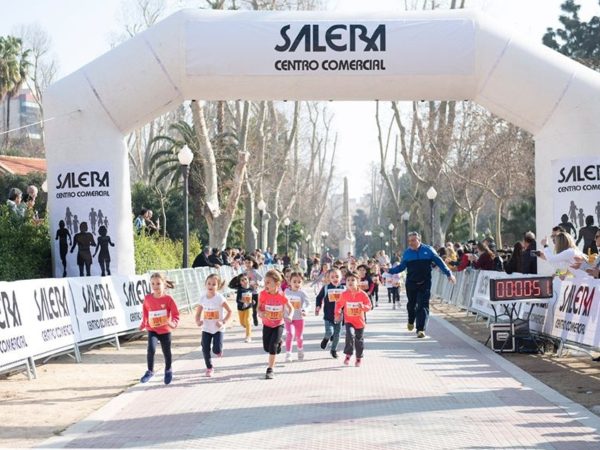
[552,157,600,254]
[50,163,118,279]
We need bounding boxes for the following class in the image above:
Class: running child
[235,274,257,343]
[382,266,401,309]
[258,269,293,379]
[315,268,345,359]
[335,271,372,367]
[284,271,310,362]
[243,256,263,326]
[139,272,180,385]
[195,274,233,377]
[357,264,375,307]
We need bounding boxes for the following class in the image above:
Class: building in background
[0,88,43,144]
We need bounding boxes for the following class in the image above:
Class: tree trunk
[244,181,257,251]
[495,198,504,248]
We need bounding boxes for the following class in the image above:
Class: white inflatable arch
[45,9,600,276]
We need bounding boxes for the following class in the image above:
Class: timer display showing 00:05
[489,277,554,302]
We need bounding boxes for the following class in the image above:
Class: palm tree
[0,36,31,147]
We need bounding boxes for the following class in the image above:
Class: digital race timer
[489,276,554,302]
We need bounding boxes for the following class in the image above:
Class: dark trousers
[405,280,432,332]
[387,287,400,303]
[373,286,379,304]
[252,302,259,326]
[201,331,223,369]
[344,323,364,358]
[323,319,341,350]
[263,325,284,355]
[147,331,172,372]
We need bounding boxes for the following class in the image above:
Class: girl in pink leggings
[284,271,310,362]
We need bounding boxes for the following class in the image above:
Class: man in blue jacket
[389,231,455,338]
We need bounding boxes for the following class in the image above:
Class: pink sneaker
[215,352,223,358]
[344,355,351,366]
[205,368,213,377]
[355,358,362,367]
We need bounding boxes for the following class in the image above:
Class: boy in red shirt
[335,271,371,367]
[139,272,180,385]
[258,269,293,379]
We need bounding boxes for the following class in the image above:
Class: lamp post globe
[257,199,266,251]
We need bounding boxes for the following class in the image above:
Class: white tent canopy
[45,9,600,276]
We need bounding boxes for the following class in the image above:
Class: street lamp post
[178,146,194,268]
[283,217,291,256]
[402,211,410,250]
[388,223,395,249]
[426,186,438,246]
[364,230,372,255]
[257,199,266,250]
[379,231,384,252]
[321,231,329,253]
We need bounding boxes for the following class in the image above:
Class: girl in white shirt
[195,274,233,377]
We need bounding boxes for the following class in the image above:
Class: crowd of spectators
[5,184,41,223]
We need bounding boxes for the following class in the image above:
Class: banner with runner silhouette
[552,157,600,255]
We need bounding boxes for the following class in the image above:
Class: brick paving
[41,292,600,449]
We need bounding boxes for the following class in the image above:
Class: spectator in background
[455,243,472,272]
[263,247,274,265]
[145,210,160,235]
[6,188,25,217]
[134,208,148,235]
[208,248,223,267]
[504,242,524,274]
[192,247,212,268]
[469,242,496,270]
[539,231,585,277]
[220,248,231,266]
[576,215,599,255]
[521,232,538,274]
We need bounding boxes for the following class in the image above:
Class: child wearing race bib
[335,271,372,367]
[315,268,346,359]
[382,269,401,309]
[258,270,293,379]
[235,275,257,343]
[139,272,180,385]
[244,256,263,326]
[284,271,310,362]
[357,264,375,308]
[195,274,233,378]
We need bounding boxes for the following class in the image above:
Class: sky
[1,0,598,198]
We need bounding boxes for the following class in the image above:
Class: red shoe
[355,358,362,367]
[344,355,351,366]
[205,368,214,377]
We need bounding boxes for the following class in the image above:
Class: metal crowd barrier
[431,268,600,358]
[0,264,280,379]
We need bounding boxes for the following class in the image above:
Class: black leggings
[147,331,172,372]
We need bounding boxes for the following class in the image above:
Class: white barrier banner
[551,278,600,347]
[16,278,78,357]
[471,271,505,317]
[113,275,151,330]
[68,277,125,341]
[0,282,35,366]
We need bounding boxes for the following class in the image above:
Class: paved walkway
[41,295,600,449]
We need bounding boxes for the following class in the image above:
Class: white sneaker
[245,337,252,343]
[298,350,304,361]
[285,352,293,362]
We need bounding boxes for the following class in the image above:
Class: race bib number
[286,294,302,310]
[359,281,369,291]
[328,288,344,303]
[149,309,168,328]
[242,292,253,304]
[204,309,220,320]
[265,304,284,321]
[347,302,362,317]
[385,277,394,287]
